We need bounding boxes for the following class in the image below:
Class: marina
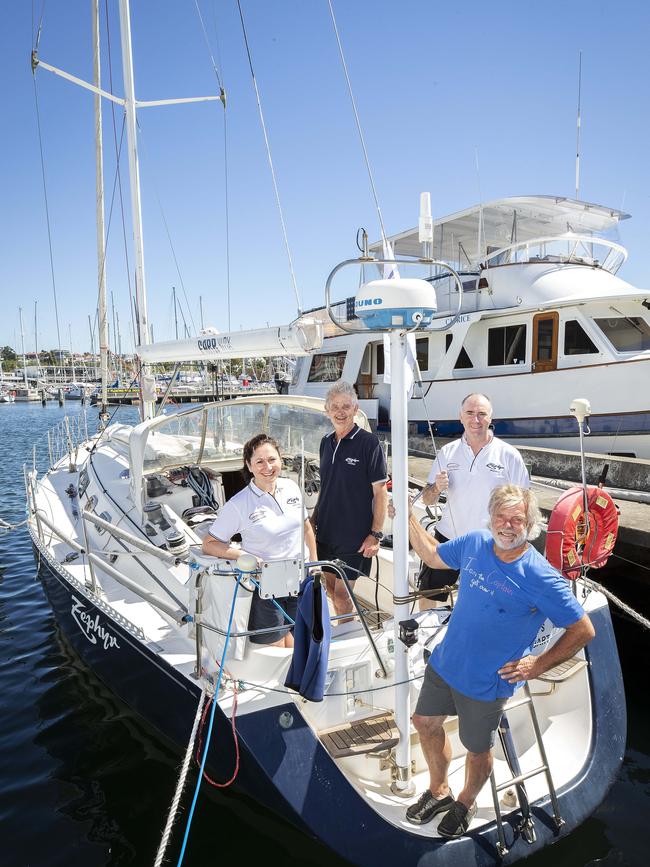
[3,1,650,866]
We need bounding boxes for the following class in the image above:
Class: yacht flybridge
[291,195,650,458]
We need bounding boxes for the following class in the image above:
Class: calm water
[1,401,648,867]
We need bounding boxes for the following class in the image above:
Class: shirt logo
[486,462,505,473]
[447,462,460,471]
[345,457,360,466]
[248,508,267,523]
[286,496,300,505]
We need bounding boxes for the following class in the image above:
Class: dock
[398,446,650,580]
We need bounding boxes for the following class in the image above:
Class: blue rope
[248,575,296,625]
[176,571,243,866]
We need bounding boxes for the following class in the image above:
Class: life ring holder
[545,485,619,580]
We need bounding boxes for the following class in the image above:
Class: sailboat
[26,2,625,864]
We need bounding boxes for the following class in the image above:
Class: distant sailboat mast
[19,307,28,389]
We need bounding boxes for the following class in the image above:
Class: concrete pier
[397,448,650,579]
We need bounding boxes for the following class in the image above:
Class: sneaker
[437,800,477,838]
[406,789,455,825]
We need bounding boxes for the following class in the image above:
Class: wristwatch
[370,530,384,540]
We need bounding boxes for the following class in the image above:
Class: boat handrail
[30,506,188,622]
[82,509,180,565]
[46,413,89,468]
[482,232,627,274]
[192,557,388,678]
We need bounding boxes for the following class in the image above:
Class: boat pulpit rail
[47,413,90,468]
[483,233,627,274]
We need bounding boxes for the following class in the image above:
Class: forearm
[408,512,448,570]
[371,484,388,533]
[202,535,242,561]
[531,615,595,677]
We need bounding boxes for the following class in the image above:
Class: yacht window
[376,338,427,374]
[376,343,384,375]
[594,317,650,352]
[416,337,428,371]
[360,344,371,375]
[454,347,474,369]
[487,325,527,366]
[564,320,598,355]
[307,351,346,382]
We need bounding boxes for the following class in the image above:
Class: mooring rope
[153,684,208,867]
[586,578,650,631]
[0,516,30,532]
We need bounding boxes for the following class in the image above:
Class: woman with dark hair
[202,433,317,647]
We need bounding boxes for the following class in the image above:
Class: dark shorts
[316,541,371,582]
[248,590,297,645]
[415,664,507,753]
[417,529,459,600]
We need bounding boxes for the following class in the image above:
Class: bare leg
[413,713,452,797]
[323,568,354,619]
[457,749,493,808]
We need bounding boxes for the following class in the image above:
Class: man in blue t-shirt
[315,381,388,618]
[398,484,594,838]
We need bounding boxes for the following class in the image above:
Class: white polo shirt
[208,477,308,561]
[427,436,530,539]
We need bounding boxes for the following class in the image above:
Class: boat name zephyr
[71,595,121,650]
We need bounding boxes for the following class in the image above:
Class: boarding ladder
[488,657,587,857]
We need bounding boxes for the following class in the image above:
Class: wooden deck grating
[319,712,398,759]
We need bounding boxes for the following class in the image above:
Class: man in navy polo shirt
[315,381,388,617]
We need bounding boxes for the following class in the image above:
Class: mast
[173,286,179,340]
[116,309,123,379]
[88,314,96,377]
[69,324,76,381]
[19,307,28,388]
[575,50,582,200]
[93,0,109,418]
[34,301,38,362]
[117,0,154,418]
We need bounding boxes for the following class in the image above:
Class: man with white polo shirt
[419,393,529,606]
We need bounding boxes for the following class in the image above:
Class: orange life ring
[545,485,618,580]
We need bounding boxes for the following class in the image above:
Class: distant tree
[1,345,16,361]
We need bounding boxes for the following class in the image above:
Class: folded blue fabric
[284,574,331,702]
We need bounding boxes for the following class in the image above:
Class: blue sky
[1,0,649,354]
